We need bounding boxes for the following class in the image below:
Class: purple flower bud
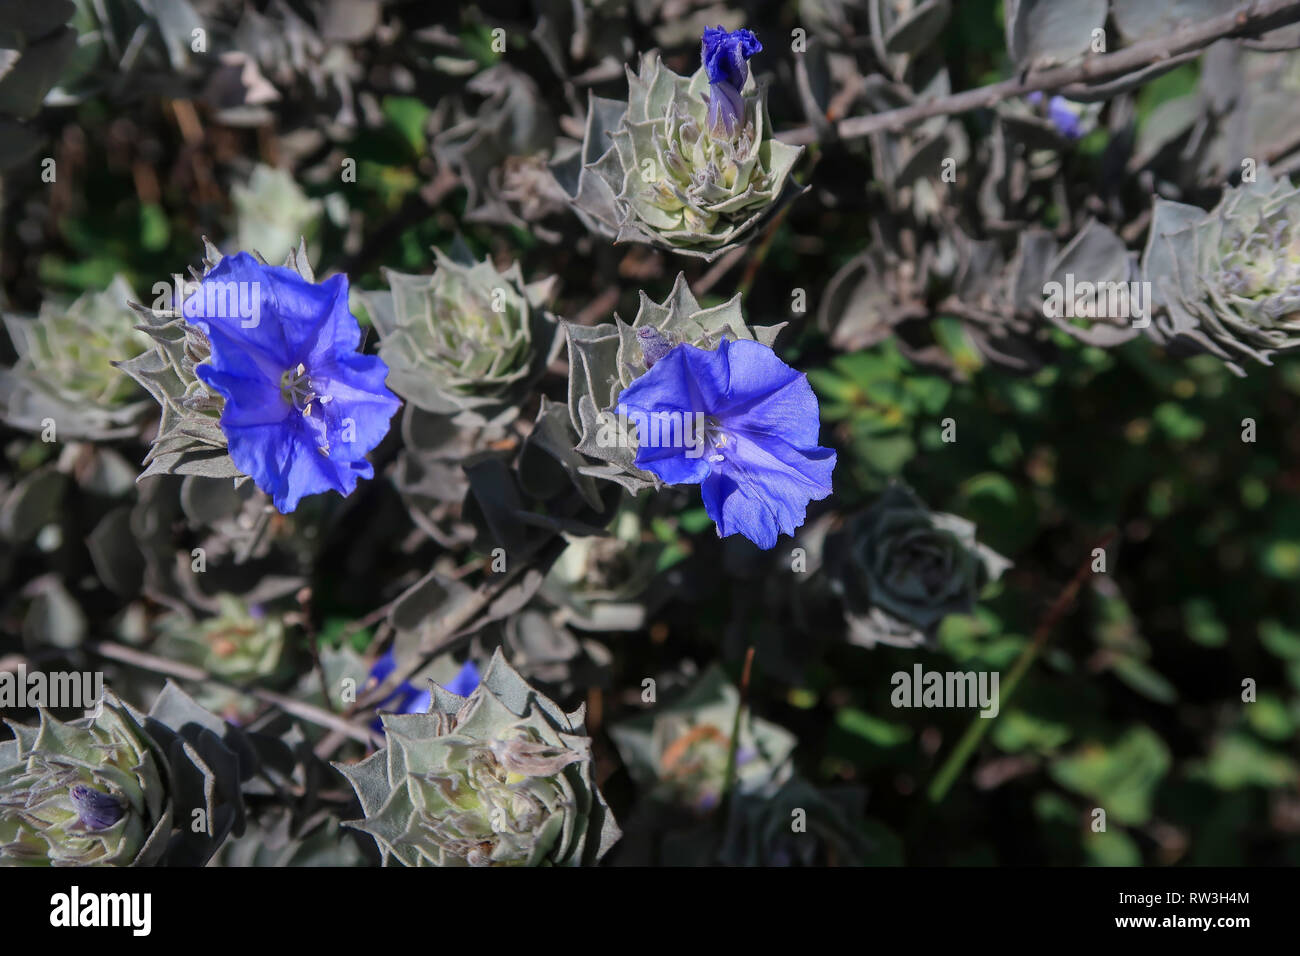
[69,784,125,830]
[636,326,674,369]
[701,27,762,137]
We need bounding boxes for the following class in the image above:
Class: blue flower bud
[635,326,674,369]
[701,26,762,137]
[69,784,126,830]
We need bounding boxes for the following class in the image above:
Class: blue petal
[401,686,432,715]
[314,352,402,462]
[220,414,349,513]
[368,649,397,684]
[701,26,761,89]
[617,343,726,484]
[444,659,481,697]
[701,432,836,549]
[196,366,291,428]
[617,342,730,416]
[630,436,712,485]
[184,253,292,368]
[184,254,357,368]
[711,339,824,448]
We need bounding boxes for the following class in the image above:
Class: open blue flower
[616,337,835,549]
[184,253,401,513]
[701,26,762,137]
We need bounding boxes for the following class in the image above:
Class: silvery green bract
[825,483,1011,649]
[1142,171,1300,374]
[369,249,561,429]
[565,272,784,492]
[557,47,804,261]
[0,697,168,866]
[335,649,620,866]
[0,277,152,440]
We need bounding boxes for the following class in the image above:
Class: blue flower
[184,253,401,513]
[701,26,762,137]
[366,654,481,732]
[616,337,835,549]
[1027,92,1083,140]
[367,650,429,729]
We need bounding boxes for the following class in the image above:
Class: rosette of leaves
[824,483,1011,649]
[1141,171,1300,374]
[50,0,205,105]
[0,697,167,866]
[388,405,481,548]
[719,777,880,866]
[335,648,620,866]
[540,504,665,631]
[522,0,635,89]
[609,664,795,812]
[203,0,403,134]
[555,50,804,261]
[0,685,248,866]
[431,64,567,240]
[154,594,287,684]
[115,239,291,481]
[1179,34,1300,186]
[95,471,307,621]
[0,277,153,440]
[368,248,561,429]
[566,272,785,492]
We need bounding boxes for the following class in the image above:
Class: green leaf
[1049,727,1170,825]
[835,708,912,747]
[1189,734,1299,790]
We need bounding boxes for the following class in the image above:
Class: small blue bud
[69,784,125,830]
[636,326,674,369]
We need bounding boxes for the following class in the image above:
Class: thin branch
[691,246,747,297]
[926,529,1117,804]
[719,645,757,810]
[87,640,377,746]
[777,0,1300,146]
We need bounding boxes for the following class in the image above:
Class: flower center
[703,414,729,463]
[280,362,335,456]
